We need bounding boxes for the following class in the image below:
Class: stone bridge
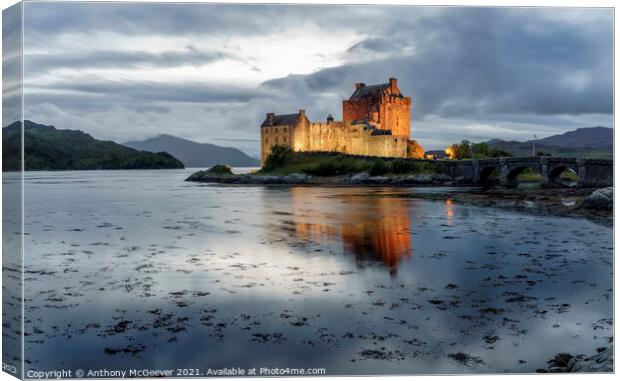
[439,157,613,188]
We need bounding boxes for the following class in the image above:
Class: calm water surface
[5,169,613,374]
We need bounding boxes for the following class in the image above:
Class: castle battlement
[260,78,423,165]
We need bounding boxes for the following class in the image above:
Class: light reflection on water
[5,169,613,375]
[283,188,413,276]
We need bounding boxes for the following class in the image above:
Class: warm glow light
[445,198,454,224]
[445,146,457,159]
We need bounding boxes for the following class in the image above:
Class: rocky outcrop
[539,345,613,373]
[580,187,613,210]
[186,171,312,184]
[186,170,451,186]
[569,346,613,372]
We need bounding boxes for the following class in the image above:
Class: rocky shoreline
[539,345,613,373]
[186,170,455,186]
[407,186,612,224]
[186,170,612,223]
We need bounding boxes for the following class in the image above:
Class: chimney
[299,109,306,118]
[355,82,365,90]
[371,111,379,123]
[327,114,334,122]
[389,77,397,93]
[266,112,274,125]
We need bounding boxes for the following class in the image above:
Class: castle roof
[349,83,390,101]
[261,113,300,127]
[349,78,406,102]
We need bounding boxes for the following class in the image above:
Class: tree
[369,160,389,176]
[447,140,511,159]
[263,145,294,171]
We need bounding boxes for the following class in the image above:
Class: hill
[536,126,612,149]
[2,121,184,171]
[485,126,612,159]
[124,134,259,167]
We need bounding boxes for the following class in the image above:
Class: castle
[260,77,424,164]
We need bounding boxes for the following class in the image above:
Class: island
[2,120,184,171]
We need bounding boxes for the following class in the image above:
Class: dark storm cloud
[264,8,613,118]
[28,80,266,104]
[23,2,371,41]
[3,2,22,126]
[26,48,231,74]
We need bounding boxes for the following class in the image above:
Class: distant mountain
[536,126,612,149]
[2,121,184,171]
[124,134,259,167]
[485,126,612,159]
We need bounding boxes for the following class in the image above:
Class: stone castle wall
[342,93,411,138]
[260,123,294,164]
[342,98,374,125]
[379,97,411,138]
[261,120,407,164]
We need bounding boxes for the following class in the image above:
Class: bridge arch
[478,165,500,187]
[548,165,579,187]
[545,159,579,187]
[504,164,542,189]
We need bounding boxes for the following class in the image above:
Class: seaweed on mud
[104,344,146,356]
[448,352,485,366]
[359,348,407,361]
[250,332,286,344]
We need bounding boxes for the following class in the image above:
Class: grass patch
[516,168,542,182]
[558,169,579,182]
[516,168,579,183]
[205,164,233,175]
[257,148,439,177]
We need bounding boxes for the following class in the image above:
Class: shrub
[369,160,389,176]
[263,145,294,171]
[302,158,356,176]
[304,161,340,176]
[390,159,438,174]
[206,164,233,175]
[390,159,414,174]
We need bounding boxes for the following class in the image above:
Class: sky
[3,2,614,156]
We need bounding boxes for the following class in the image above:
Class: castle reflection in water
[263,188,448,276]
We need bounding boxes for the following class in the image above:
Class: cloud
[25,48,231,74]
[27,78,265,104]
[266,7,612,118]
[2,3,22,125]
[17,4,613,155]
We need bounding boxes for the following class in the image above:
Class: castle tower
[259,109,309,165]
[342,77,411,138]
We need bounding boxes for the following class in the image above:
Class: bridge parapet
[541,157,578,164]
[576,159,613,187]
[439,156,612,188]
[500,157,542,163]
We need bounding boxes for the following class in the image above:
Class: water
[5,169,613,375]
